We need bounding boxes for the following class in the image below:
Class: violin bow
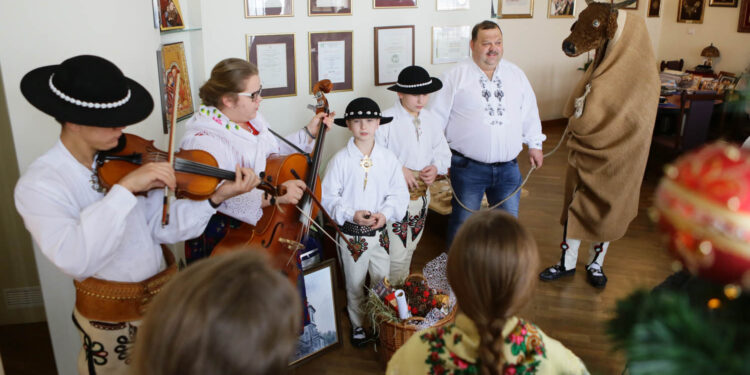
[162,71,181,226]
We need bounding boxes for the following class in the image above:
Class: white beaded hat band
[20,55,153,127]
[387,66,443,95]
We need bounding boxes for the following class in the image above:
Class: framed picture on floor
[437,0,470,10]
[290,259,341,366]
[678,0,706,23]
[374,0,417,8]
[158,0,185,31]
[246,33,296,98]
[740,0,750,32]
[309,31,353,93]
[548,0,575,18]
[497,0,534,18]
[648,0,661,17]
[159,42,194,131]
[245,0,293,17]
[374,25,415,86]
[309,0,352,15]
[431,25,471,64]
[709,0,737,7]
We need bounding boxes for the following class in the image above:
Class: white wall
[0,0,742,374]
[657,1,750,74]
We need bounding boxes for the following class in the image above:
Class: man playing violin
[14,55,258,375]
[179,58,334,263]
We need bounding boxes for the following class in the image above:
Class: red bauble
[654,143,750,288]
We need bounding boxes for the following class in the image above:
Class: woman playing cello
[179,58,335,263]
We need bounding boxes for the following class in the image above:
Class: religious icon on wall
[678,0,705,23]
[160,42,194,127]
[648,0,661,16]
[159,0,185,31]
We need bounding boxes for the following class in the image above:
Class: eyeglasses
[237,86,263,101]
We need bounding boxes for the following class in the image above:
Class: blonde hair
[199,58,258,107]
[131,250,302,375]
[447,211,539,375]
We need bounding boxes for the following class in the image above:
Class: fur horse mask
[562,0,636,60]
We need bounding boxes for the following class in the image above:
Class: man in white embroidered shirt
[430,20,546,245]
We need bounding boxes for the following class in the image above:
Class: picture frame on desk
[289,259,341,367]
[374,0,417,8]
[309,0,351,16]
[648,0,661,17]
[678,0,705,23]
[158,0,185,31]
[497,0,534,18]
[158,42,194,132]
[709,0,737,7]
[246,33,296,98]
[309,31,353,93]
[374,25,415,86]
[740,0,750,32]
[431,25,471,64]
[245,0,293,17]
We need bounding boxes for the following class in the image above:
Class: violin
[211,80,336,285]
[95,133,283,199]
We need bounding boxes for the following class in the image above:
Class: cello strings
[293,205,350,255]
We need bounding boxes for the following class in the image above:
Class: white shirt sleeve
[430,126,452,175]
[429,72,456,132]
[321,156,355,225]
[380,158,410,222]
[143,190,217,244]
[519,72,546,150]
[14,182,136,279]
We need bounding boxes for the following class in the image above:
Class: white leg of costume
[387,193,429,284]
[586,241,610,268]
[73,308,139,375]
[337,232,390,328]
[559,238,581,270]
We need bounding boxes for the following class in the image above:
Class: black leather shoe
[539,264,575,281]
[351,327,369,348]
[586,265,607,288]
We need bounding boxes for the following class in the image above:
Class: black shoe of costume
[539,264,575,281]
[351,327,369,348]
[586,265,608,288]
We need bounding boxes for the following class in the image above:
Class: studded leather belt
[73,246,176,322]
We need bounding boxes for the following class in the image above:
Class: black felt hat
[20,55,154,127]
[333,97,393,127]
[387,66,443,95]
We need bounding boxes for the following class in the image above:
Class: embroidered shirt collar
[196,104,265,135]
[446,313,520,363]
[466,57,504,81]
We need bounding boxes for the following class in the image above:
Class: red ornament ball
[654,143,750,288]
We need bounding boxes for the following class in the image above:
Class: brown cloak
[560,14,659,242]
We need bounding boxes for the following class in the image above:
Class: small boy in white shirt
[377,65,451,283]
[322,97,409,347]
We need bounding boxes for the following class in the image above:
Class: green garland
[607,276,750,375]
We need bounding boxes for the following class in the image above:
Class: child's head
[132,250,302,375]
[334,97,393,142]
[387,65,442,115]
[447,210,539,375]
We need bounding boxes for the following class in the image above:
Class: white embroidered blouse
[429,58,547,164]
[179,105,314,225]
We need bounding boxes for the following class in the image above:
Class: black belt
[450,149,516,167]
[339,221,383,237]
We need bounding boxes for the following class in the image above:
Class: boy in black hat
[376,65,451,284]
[321,97,409,347]
[14,55,257,375]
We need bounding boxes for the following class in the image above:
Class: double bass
[211,80,334,285]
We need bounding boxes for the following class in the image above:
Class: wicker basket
[377,273,457,364]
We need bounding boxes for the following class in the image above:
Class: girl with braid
[386,210,588,375]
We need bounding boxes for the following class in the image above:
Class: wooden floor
[1,121,676,375]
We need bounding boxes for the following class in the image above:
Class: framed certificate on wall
[374,0,417,7]
[309,0,352,15]
[431,25,471,64]
[245,0,294,17]
[374,26,415,86]
[246,33,296,98]
[497,0,534,18]
[309,31,353,93]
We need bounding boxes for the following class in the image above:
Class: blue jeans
[447,153,522,246]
